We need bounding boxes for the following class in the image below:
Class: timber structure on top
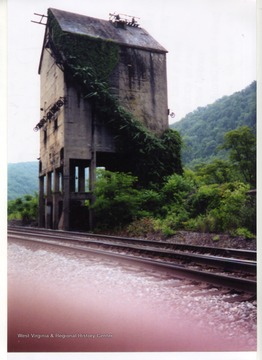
[36,8,181,231]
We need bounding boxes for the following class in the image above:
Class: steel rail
[8,231,256,294]
[8,225,256,260]
[8,228,256,275]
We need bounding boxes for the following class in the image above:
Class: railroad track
[8,226,257,295]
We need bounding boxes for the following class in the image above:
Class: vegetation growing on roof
[49,11,120,81]
[48,9,182,186]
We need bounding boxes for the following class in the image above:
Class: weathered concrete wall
[110,46,168,134]
[39,48,116,176]
[39,46,65,174]
[63,85,116,163]
[63,86,92,161]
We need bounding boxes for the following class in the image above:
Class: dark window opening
[54,117,58,130]
[44,129,47,145]
[60,147,64,164]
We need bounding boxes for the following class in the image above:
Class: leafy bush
[209,182,250,232]
[126,217,159,238]
[92,170,140,230]
[162,173,195,200]
[135,189,162,217]
[189,184,221,217]
[231,228,255,239]
[184,182,252,234]
[156,207,190,235]
[184,214,217,233]
[160,173,196,216]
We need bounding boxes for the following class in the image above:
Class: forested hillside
[170,82,256,167]
[8,162,38,200]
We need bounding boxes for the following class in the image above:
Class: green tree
[209,182,252,233]
[160,173,196,211]
[8,193,38,224]
[189,183,221,217]
[184,181,255,236]
[155,173,197,233]
[194,159,236,184]
[221,126,256,186]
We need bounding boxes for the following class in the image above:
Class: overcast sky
[7,0,256,163]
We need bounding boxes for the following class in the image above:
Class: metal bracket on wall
[33,97,67,132]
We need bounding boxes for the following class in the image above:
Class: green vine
[47,9,183,186]
[49,11,119,81]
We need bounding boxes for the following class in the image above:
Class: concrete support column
[63,161,70,230]
[46,171,52,197]
[52,168,60,229]
[89,104,97,231]
[89,152,96,230]
[38,176,45,228]
[45,172,52,228]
